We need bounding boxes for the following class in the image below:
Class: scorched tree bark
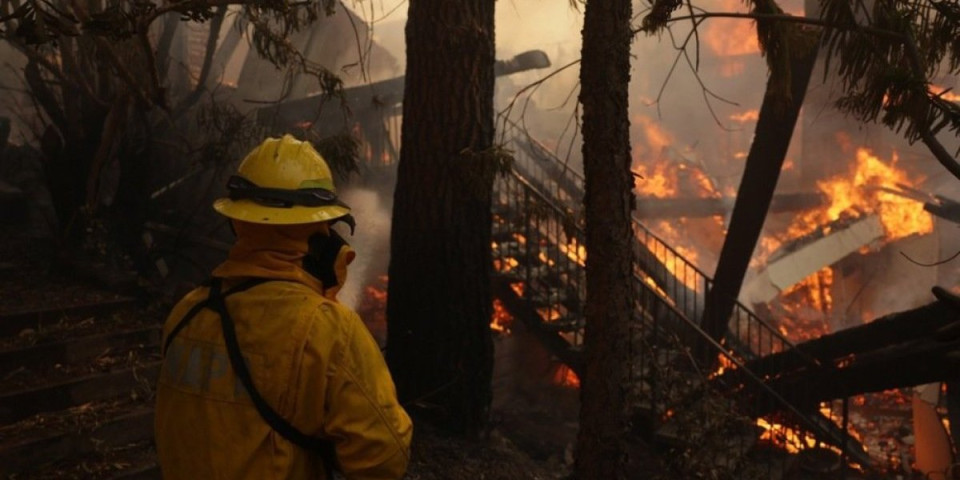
[385,0,496,435]
[576,0,656,477]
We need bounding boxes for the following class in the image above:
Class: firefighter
[155,135,412,479]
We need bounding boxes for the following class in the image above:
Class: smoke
[350,0,960,328]
[336,188,393,311]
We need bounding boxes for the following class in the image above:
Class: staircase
[0,264,161,479]
[491,121,875,477]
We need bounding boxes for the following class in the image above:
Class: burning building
[618,0,960,474]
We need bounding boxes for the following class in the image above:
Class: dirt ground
[406,419,573,480]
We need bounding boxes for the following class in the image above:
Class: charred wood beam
[741,214,884,305]
[924,195,960,224]
[256,50,551,128]
[746,335,960,415]
[492,278,584,376]
[634,193,823,219]
[737,297,957,380]
[699,37,819,358]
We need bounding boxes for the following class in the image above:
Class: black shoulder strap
[206,278,341,476]
[162,278,269,357]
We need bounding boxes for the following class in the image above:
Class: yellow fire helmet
[213,135,353,226]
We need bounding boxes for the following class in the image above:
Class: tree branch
[85,95,129,208]
[643,9,960,182]
[171,5,226,116]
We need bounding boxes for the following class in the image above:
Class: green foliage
[0,0,351,253]
[819,1,960,149]
[310,131,360,181]
[460,144,515,191]
[641,0,683,33]
[195,101,266,169]
[641,0,960,171]
[470,143,516,178]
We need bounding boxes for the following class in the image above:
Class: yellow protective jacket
[155,223,412,479]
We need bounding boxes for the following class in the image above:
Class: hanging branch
[640,5,960,182]
[171,5,227,116]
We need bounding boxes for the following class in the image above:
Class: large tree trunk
[576,0,652,477]
[698,40,819,356]
[385,0,495,435]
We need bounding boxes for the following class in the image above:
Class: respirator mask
[303,215,356,300]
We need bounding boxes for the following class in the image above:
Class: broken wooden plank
[741,214,884,306]
[493,278,584,376]
[736,299,955,380]
[0,362,160,424]
[0,407,153,474]
[699,39,820,354]
[258,50,551,127]
[112,463,161,480]
[0,325,161,374]
[744,336,960,415]
[0,298,138,337]
[635,193,824,219]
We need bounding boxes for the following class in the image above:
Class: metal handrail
[492,168,869,468]
[363,113,864,472]
[501,121,817,365]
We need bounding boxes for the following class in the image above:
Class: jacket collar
[212,221,326,294]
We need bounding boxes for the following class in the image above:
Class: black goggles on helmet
[227,175,356,233]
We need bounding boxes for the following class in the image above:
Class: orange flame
[704,18,760,57]
[490,298,513,333]
[756,418,816,453]
[820,148,932,240]
[634,162,677,198]
[931,84,960,102]
[760,146,932,265]
[782,268,834,314]
[552,364,580,388]
[729,109,760,123]
[709,353,738,378]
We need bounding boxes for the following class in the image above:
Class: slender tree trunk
[576,0,649,477]
[698,41,819,356]
[386,0,495,435]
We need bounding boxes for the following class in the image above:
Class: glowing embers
[755,417,820,454]
[708,353,738,379]
[551,364,580,389]
[490,298,514,333]
[559,239,586,267]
